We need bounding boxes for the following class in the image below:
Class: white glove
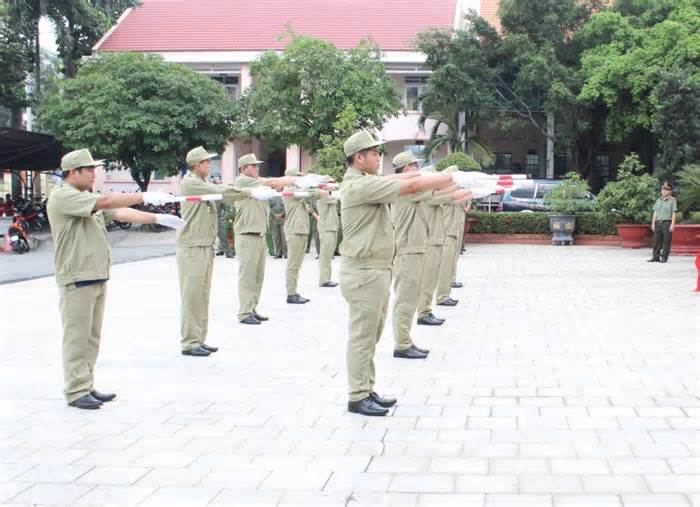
[470,183,504,199]
[296,173,328,189]
[142,191,174,205]
[154,214,186,230]
[250,186,279,201]
[450,171,488,189]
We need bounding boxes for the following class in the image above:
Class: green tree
[40,51,236,190]
[435,152,480,172]
[233,33,401,153]
[651,68,700,181]
[578,0,699,144]
[311,105,359,182]
[0,2,34,127]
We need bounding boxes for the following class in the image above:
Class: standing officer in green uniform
[216,201,235,258]
[436,166,469,306]
[416,166,454,326]
[648,181,678,263]
[340,132,472,416]
[317,190,340,287]
[269,196,287,258]
[234,154,299,324]
[178,147,262,357]
[48,149,184,409]
[283,168,317,304]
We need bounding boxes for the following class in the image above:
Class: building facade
[92,0,502,190]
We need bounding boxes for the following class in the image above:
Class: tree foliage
[40,52,236,190]
[595,153,659,223]
[0,2,34,120]
[435,152,480,172]
[311,105,359,182]
[233,33,401,154]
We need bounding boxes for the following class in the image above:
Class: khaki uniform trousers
[417,244,443,318]
[270,220,287,256]
[59,281,107,402]
[285,233,307,296]
[237,234,266,320]
[435,235,460,304]
[318,231,337,285]
[340,262,392,402]
[392,252,426,351]
[177,246,213,351]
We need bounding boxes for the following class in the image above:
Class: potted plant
[543,172,594,245]
[672,164,700,254]
[596,154,657,248]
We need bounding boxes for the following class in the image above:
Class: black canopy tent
[0,128,63,199]
[0,128,63,172]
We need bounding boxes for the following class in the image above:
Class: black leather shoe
[225,253,235,258]
[216,251,224,256]
[320,281,338,288]
[394,345,429,359]
[413,344,430,354]
[182,346,211,356]
[253,312,269,321]
[68,393,102,409]
[660,258,668,263]
[201,344,218,353]
[417,314,444,326]
[274,254,283,259]
[451,281,464,288]
[370,391,397,408]
[348,397,388,416]
[437,297,459,307]
[287,294,309,304]
[647,258,660,262]
[240,315,261,325]
[90,390,116,402]
[430,313,445,323]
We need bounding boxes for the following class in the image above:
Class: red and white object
[170,194,224,202]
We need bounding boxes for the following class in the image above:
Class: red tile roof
[480,0,501,31]
[96,0,458,52]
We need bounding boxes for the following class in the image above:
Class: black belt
[656,219,671,222]
[241,232,263,236]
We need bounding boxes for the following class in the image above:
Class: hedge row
[467,211,617,235]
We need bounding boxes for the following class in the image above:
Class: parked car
[501,179,595,212]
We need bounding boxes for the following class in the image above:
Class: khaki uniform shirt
[422,194,452,246]
[283,191,312,235]
[443,203,466,238]
[47,181,116,287]
[339,167,402,268]
[653,197,677,221]
[318,198,339,233]
[177,171,247,247]
[392,191,432,255]
[233,174,269,235]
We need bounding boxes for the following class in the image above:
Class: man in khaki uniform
[648,181,678,263]
[283,168,316,304]
[317,190,339,287]
[416,166,454,326]
[340,132,471,416]
[234,154,299,324]
[177,147,262,357]
[269,196,287,258]
[216,202,235,258]
[436,166,469,306]
[48,149,183,409]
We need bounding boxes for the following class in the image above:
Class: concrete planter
[549,214,576,245]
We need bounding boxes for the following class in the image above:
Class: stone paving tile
[0,245,696,506]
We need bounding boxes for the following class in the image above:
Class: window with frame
[554,153,569,176]
[211,75,240,98]
[525,152,539,175]
[494,152,512,173]
[404,76,428,112]
[595,154,610,181]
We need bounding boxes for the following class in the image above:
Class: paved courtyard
[0,244,698,506]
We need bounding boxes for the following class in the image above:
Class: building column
[286,145,301,172]
[221,142,236,184]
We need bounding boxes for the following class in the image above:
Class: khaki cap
[61,149,103,171]
[392,151,422,168]
[285,168,302,176]
[343,131,385,157]
[238,153,264,167]
[186,146,218,167]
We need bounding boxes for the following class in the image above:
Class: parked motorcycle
[7,216,31,253]
[16,201,47,231]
